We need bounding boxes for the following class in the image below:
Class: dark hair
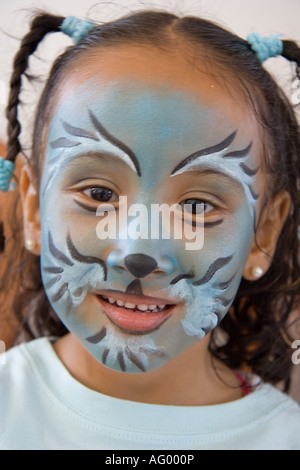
[2,10,300,389]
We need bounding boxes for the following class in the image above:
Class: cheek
[176,212,254,338]
[176,211,254,275]
[39,190,110,317]
[207,203,254,253]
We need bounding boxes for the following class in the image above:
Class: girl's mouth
[96,292,176,334]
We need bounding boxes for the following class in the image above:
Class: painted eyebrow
[184,167,244,190]
[59,152,121,171]
[43,153,121,192]
[88,110,141,176]
[171,131,252,176]
[49,111,141,177]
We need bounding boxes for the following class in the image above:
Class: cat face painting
[40,49,261,373]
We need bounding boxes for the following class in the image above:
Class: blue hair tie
[0,157,15,192]
[61,16,95,44]
[247,32,283,63]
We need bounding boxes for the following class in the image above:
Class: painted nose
[124,254,157,278]
[107,250,176,277]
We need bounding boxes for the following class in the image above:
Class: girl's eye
[83,187,116,202]
[182,199,214,215]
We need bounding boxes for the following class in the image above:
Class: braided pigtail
[5,13,64,167]
[282,40,300,78]
[1,13,69,345]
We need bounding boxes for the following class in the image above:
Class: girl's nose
[125,254,157,278]
[107,250,176,278]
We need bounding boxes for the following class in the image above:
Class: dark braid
[1,13,66,343]
[5,13,64,163]
[282,40,300,79]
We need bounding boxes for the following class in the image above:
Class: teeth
[137,304,149,311]
[124,302,136,309]
[101,295,167,311]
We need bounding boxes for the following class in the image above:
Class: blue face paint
[40,78,260,373]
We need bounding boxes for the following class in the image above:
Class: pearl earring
[251,266,264,279]
[25,239,37,251]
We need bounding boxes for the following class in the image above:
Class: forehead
[44,46,263,197]
[48,47,260,152]
[50,45,259,132]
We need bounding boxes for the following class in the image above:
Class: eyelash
[76,186,219,221]
[82,186,118,203]
[180,199,215,215]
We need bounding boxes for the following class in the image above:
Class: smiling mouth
[96,291,177,334]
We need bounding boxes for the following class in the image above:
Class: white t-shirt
[0,337,300,450]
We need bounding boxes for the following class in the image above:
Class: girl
[0,10,300,450]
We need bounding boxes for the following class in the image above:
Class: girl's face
[39,47,262,373]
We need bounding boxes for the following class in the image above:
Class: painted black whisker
[66,232,108,281]
[43,266,64,274]
[44,275,62,289]
[223,142,252,159]
[247,184,259,200]
[117,350,126,372]
[214,272,237,290]
[50,137,80,149]
[125,347,146,372]
[51,283,68,303]
[62,120,99,141]
[102,348,109,364]
[73,287,84,297]
[86,327,107,344]
[48,231,74,266]
[239,162,259,176]
[65,291,73,316]
[193,255,233,286]
[170,272,195,285]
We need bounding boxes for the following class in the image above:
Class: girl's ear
[243,190,291,280]
[19,156,41,255]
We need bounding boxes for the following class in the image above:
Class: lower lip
[97,296,175,334]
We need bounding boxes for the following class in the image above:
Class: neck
[53,332,243,406]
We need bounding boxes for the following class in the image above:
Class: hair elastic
[61,16,95,44]
[247,32,283,63]
[0,157,15,192]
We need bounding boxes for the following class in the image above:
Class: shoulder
[0,337,56,401]
[0,337,58,447]
[240,382,300,449]
[0,337,55,382]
